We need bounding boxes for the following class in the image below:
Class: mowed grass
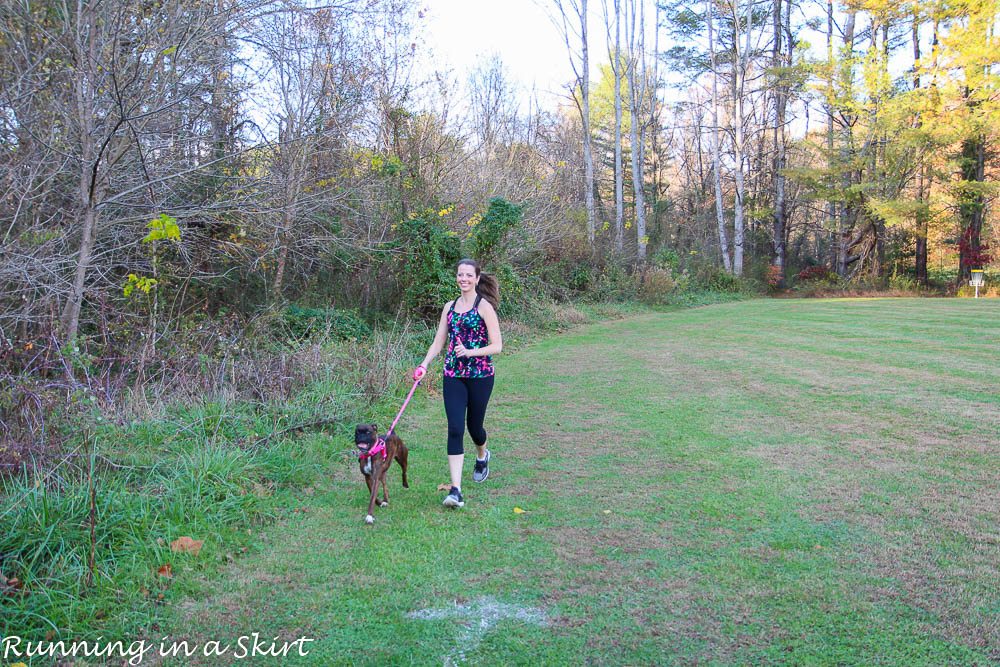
[153,298,1000,665]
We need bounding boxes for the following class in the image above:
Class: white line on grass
[407,596,548,665]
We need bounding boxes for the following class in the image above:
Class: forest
[1,0,998,651]
[1,0,997,455]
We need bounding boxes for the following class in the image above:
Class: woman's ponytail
[476,272,500,312]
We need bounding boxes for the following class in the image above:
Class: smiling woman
[415,258,504,509]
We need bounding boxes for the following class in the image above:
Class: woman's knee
[467,424,487,447]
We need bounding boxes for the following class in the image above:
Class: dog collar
[358,437,387,462]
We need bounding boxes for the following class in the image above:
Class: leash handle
[386,377,421,437]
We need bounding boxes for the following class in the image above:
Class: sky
[416,0,599,112]
[411,0,846,137]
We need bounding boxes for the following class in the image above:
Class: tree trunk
[60,1,99,342]
[707,0,732,273]
[771,0,789,286]
[632,0,647,262]
[958,133,986,282]
[649,2,662,256]
[731,0,751,276]
[836,10,857,278]
[825,0,836,270]
[581,0,596,246]
[913,15,933,285]
[272,180,298,301]
[613,0,624,254]
[61,206,98,341]
[873,23,889,278]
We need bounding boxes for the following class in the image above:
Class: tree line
[558,0,996,286]
[0,0,997,449]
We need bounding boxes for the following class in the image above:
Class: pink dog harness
[358,437,387,462]
[357,377,422,462]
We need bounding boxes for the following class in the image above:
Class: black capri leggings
[443,375,495,455]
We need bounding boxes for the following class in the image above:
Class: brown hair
[457,259,500,311]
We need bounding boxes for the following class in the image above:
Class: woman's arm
[464,300,502,357]
[418,303,452,368]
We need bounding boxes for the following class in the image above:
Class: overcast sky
[416,0,606,112]
[409,0,861,139]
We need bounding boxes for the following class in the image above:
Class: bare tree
[469,56,520,158]
[0,0,238,344]
[602,0,626,254]
[549,0,597,246]
[259,6,338,298]
[707,0,734,272]
[771,0,791,283]
[728,0,755,275]
[624,0,649,261]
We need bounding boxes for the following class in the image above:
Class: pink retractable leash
[358,376,422,461]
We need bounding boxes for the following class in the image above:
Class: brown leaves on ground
[157,564,173,578]
[0,572,22,595]
[170,536,204,555]
[251,481,274,497]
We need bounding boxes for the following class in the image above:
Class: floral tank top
[444,295,495,378]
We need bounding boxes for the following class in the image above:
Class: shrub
[795,265,836,283]
[591,261,637,302]
[638,266,677,305]
[704,268,745,293]
[888,271,919,292]
[394,210,463,320]
[281,305,371,341]
[533,247,595,299]
[652,247,681,272]
[489,262,527,319]
[468,197,524,267]
[766,265,784,290]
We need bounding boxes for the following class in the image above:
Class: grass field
[151,298,1000,665]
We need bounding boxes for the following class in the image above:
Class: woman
[414,259,503,508]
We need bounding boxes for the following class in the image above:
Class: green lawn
[153,298,1000,665]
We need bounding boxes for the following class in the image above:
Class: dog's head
[354,423,378,454]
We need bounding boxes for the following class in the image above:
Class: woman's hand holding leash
[413,365,426,381]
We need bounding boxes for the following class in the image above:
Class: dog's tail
[396,447,409,488]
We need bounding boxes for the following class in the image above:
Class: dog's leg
[365,459,381,524]
[396,446,409,489]
[378,465,389,507]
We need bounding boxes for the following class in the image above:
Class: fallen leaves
[170,536,204,555]
[157,535,204,578]
[437,483,452,491]
[513,507,527,514]
[251,480,273,498]
[0,572,22,595]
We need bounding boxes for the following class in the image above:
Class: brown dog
[355,424,409,524]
